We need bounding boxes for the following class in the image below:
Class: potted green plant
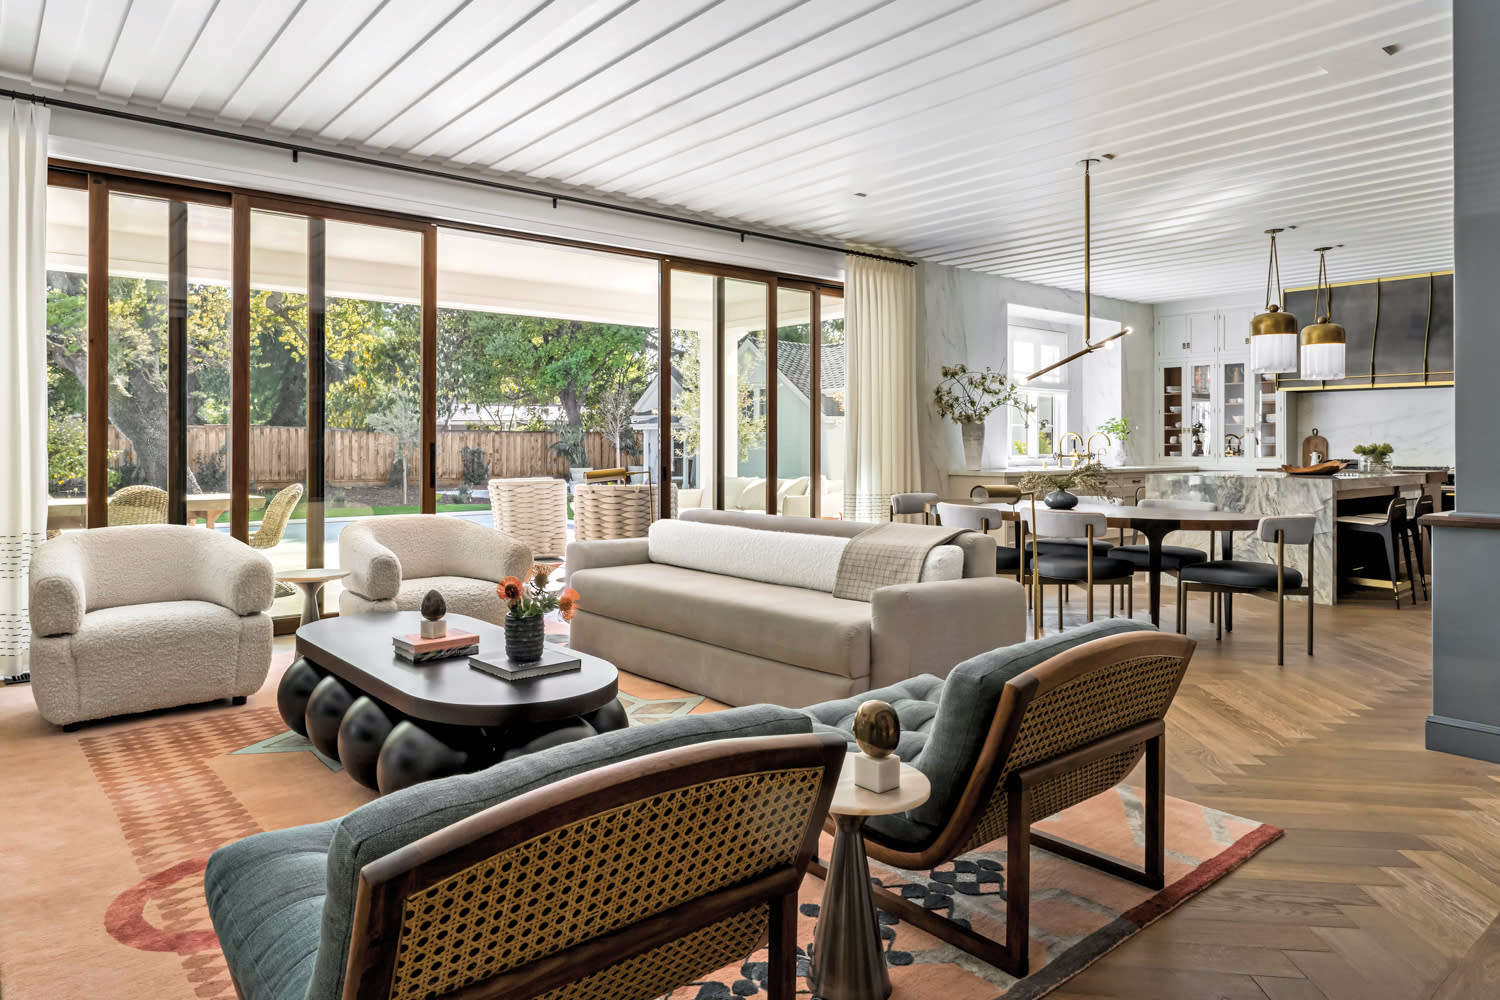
[933,364,1035,470]
[496,565,579,662]
[1095,416,1131,463]
[1353,442,1394,472]
[1017,460,1114,509]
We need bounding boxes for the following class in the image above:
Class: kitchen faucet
[1058,431,1086,468]
[1086,432,1112,465]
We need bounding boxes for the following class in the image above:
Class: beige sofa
[28,525,274,729]
[338,515,531,625]
[679,476,811,514]
[566,509,1028,707]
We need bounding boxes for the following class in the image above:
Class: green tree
[366,392,421,505]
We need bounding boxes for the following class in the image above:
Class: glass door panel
[248,209,310,620]
[722,278,769,509]
[1255,373,1279,458]
[1222,360,1247,458]
[1188,363,1214,458]
[775,286,812,514]
[668,270,716,512]
[106,193,170,508]
[1162,365,1183,457]
[45,185,90,531]
[819,292,845,517]
[323,220,424,610]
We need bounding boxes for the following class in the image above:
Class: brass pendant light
[1026,158,1131,382]
[1299,246,1346,380]
[1249,228,1298,373]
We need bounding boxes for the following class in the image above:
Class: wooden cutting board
[1301,428,1330,467]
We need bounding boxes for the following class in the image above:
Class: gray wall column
[1427,0,1500,763]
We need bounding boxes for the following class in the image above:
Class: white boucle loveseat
[28,525,275,730]
[566,509,1029,708]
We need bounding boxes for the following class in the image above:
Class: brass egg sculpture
[420,589,447,621]
[852,700,900,759]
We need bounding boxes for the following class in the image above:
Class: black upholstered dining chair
[936,502,1024,582]
[1112,498,1215,619]
[1176,514,1315,666]
[1022,509,1135,633]
[890,491,939,523]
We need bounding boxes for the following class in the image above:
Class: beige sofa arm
[194,535,275,615]
[29,539,86,637]
[870,576,1028,689]
[340,529,402,602]
[566,538,650,573]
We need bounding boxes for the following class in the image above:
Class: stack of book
[392,630,480,663]
[470,646,582,682]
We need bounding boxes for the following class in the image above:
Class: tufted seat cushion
[1178,560,1302,590]
[1034,554,1135,581]
[1112,544,1209,571]
[801,619,1155,848]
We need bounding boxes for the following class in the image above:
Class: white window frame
[1008,326,1073,459]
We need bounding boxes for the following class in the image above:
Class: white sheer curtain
[1,99,50,679]
[842,255,920,521]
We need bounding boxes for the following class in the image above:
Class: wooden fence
[107,425,635,488]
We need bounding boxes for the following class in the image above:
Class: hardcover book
[469,646,582,682]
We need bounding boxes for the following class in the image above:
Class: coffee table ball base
[378,721,470,795]
[500,717,599,762]
[305,675,355,761]
[338,697,400,790]
[583,698,629,735]
[277,658,327,736]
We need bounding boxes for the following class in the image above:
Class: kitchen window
[1008,326,1071,459]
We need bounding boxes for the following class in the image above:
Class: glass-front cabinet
[1155,307,1283,463]
[1222,361,1247,458]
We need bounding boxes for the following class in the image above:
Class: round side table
[809,761,931,1000]
[275,568,350,626]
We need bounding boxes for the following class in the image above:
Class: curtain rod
[4,87,917,268]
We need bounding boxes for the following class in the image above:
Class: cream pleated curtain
[1,99,50,679]
[842,255,921,521]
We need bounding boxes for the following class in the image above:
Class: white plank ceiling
[0,0,1452,302]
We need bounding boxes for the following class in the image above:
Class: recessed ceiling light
[1381,43,1401,55]
[853,192,868,198]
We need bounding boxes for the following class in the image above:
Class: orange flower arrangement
[497,564,579,621]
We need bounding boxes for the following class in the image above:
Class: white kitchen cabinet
[1153,309,1282,464]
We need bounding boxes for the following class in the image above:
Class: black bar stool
[1405,493,1434,601]
[1336,495,1415,609]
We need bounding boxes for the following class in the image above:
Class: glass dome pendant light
[1299,246,1347,381]
[1249,228,1298,374]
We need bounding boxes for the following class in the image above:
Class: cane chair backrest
[345,734,844,1000]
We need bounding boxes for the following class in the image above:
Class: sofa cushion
[647,518,964,595]
[802,619,1155,846]
[205,819,338,1000]
[395,575,507,623]
[300,704,811,1000]
[69,601,243,720]
[570,562,872,678]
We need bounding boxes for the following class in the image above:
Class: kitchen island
[1145,470,1438,604]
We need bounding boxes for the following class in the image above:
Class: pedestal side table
[276,568,350,626]
[809,762,931,1000]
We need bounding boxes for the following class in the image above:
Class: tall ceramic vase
[960,421,985,470]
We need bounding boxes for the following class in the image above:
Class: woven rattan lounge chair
[249,483,303,551]
[205,707,844,1000]
[106,484,169,525]
[803,620,1195,977]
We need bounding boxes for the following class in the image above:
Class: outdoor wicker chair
[803,620,1195,978]
[488,476,567,559]
[106,484,169,525]
[249,483,304,597]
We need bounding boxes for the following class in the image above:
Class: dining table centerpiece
[933,364,1035,470]
[1018,461,1114,509]
[497,565,580,662]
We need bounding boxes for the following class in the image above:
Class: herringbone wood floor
[1039,582,1500,1000]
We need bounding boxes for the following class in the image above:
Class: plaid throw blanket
[832,522,966,602]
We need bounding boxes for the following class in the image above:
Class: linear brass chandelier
[1249,228,1298,373]
[1026,158,1131,382]
[1299,246,1347,380]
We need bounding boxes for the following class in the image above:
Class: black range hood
[1278,271,1453,391]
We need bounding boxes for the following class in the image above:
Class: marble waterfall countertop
[1142,470,1430,605]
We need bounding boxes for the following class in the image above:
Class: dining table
[47,493,266,532]
[931,498,1271,628]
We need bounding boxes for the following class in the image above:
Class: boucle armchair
[337,515,531,624]
[29,525,274,730]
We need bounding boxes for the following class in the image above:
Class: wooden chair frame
[1176,528,1314,666]
[339,733,845,1000]
[811,631,1195,978]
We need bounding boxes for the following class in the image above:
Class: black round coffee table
[277,611,626,793]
